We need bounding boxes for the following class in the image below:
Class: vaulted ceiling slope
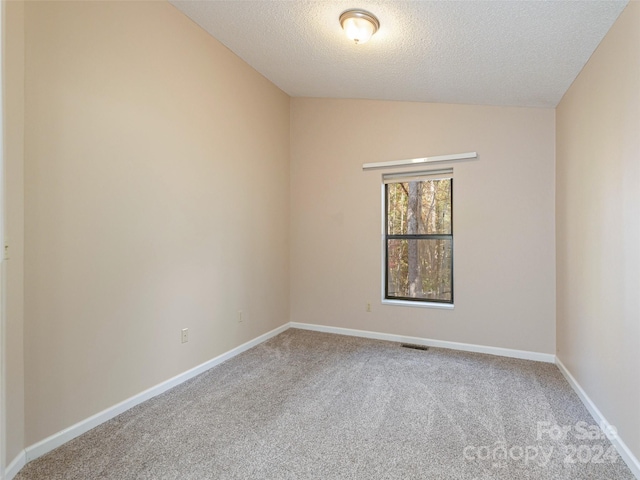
[171,0,628,108]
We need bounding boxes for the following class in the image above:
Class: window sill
[382,299,454,310]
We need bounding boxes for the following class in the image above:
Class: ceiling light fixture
[339,9,380,44]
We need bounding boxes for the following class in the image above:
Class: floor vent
[401,343,429,351]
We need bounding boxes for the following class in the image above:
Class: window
[384,170,453,304]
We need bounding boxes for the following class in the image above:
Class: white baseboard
[289,322,556,363]
[23,323,289,463]
[5,451,26,480]
[555,357,640,479]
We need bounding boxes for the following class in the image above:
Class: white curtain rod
[362,152,477,170]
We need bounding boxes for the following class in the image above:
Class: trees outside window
[385,176,453,303]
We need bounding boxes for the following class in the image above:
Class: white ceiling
[170,0,628,107]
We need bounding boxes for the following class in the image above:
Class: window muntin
[385,177,453,303]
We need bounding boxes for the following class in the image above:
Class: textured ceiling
[170,0,628,107]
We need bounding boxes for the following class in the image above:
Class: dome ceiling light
[339,9,380,44]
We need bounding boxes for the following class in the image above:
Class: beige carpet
[15,329,634,479]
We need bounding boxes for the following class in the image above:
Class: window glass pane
[386,179,452,235]
[387,238,453,302]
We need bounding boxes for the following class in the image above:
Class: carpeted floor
[15,328,634,479]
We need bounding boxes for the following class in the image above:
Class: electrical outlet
[181,328,188,343]
[238,311,243,323]
[366,303,371,312]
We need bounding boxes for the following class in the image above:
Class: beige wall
[290,99,556,354]
[5,0,636,470]
[3,0,26,465]
[556,1,640,461]
[22,1,289,445]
